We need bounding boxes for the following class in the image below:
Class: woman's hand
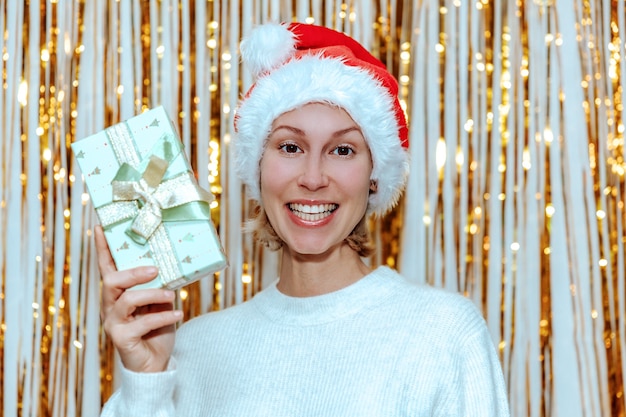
[95,225,183,373]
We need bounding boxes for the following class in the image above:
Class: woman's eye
[333,146,353,156]
[279,143,301,153]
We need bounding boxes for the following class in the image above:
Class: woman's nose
[297,156,329,190]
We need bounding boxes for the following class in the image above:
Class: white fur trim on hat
[234,23,409,217]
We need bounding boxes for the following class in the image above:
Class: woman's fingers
[104,301,182,345]
[105,307,181,373]
[101,287,182,373]
[101,266,159,305]
[114,288,176,320]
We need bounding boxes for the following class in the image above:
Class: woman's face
[260,102,373,257]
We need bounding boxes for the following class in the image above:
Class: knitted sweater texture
[101,266,510,416]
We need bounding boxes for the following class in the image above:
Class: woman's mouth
[288,203,338,222]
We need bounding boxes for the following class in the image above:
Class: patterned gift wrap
[72,106,228,290]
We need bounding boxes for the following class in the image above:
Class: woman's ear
[369,179,378,193]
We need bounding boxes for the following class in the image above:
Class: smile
[288,203,338,221]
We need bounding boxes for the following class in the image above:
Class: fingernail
[144,266,158,276]
[173,310,183,319]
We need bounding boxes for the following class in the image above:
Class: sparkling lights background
[1,1,625,416]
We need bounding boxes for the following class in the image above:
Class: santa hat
[233,22,409,216]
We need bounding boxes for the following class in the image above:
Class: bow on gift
[101,134,214,245]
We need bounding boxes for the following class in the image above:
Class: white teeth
[289,203,337,221]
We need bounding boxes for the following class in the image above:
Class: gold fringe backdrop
[1,0,624,416]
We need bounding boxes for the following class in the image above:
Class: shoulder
[375,267,490,342]
[377,267,482,314]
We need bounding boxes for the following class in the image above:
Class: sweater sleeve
[440,316,511,417]
[100,359,177,417]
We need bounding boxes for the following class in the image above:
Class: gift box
[72,106,228,290]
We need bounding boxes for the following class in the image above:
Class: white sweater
[101,266,510,416]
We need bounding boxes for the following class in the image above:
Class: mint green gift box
[72,106,228,290]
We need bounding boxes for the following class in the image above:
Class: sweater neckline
[251,266,399,326]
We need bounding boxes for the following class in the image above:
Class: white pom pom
[240,22,297,78]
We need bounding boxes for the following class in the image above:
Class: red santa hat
[233,22,410,216]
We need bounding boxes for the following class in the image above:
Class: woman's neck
[276,244,372,297]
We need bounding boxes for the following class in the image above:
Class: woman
[98,22,510,416]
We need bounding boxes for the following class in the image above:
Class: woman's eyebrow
[269,125,305,136]
[269,125,362,138]
[332,127,363,138]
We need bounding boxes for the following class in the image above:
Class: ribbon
[98,133,214,245]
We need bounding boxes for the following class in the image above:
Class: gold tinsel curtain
[1,1,624,416]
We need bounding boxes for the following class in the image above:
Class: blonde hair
[244,205,375,258]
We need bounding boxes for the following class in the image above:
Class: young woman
[98,22,510,416]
